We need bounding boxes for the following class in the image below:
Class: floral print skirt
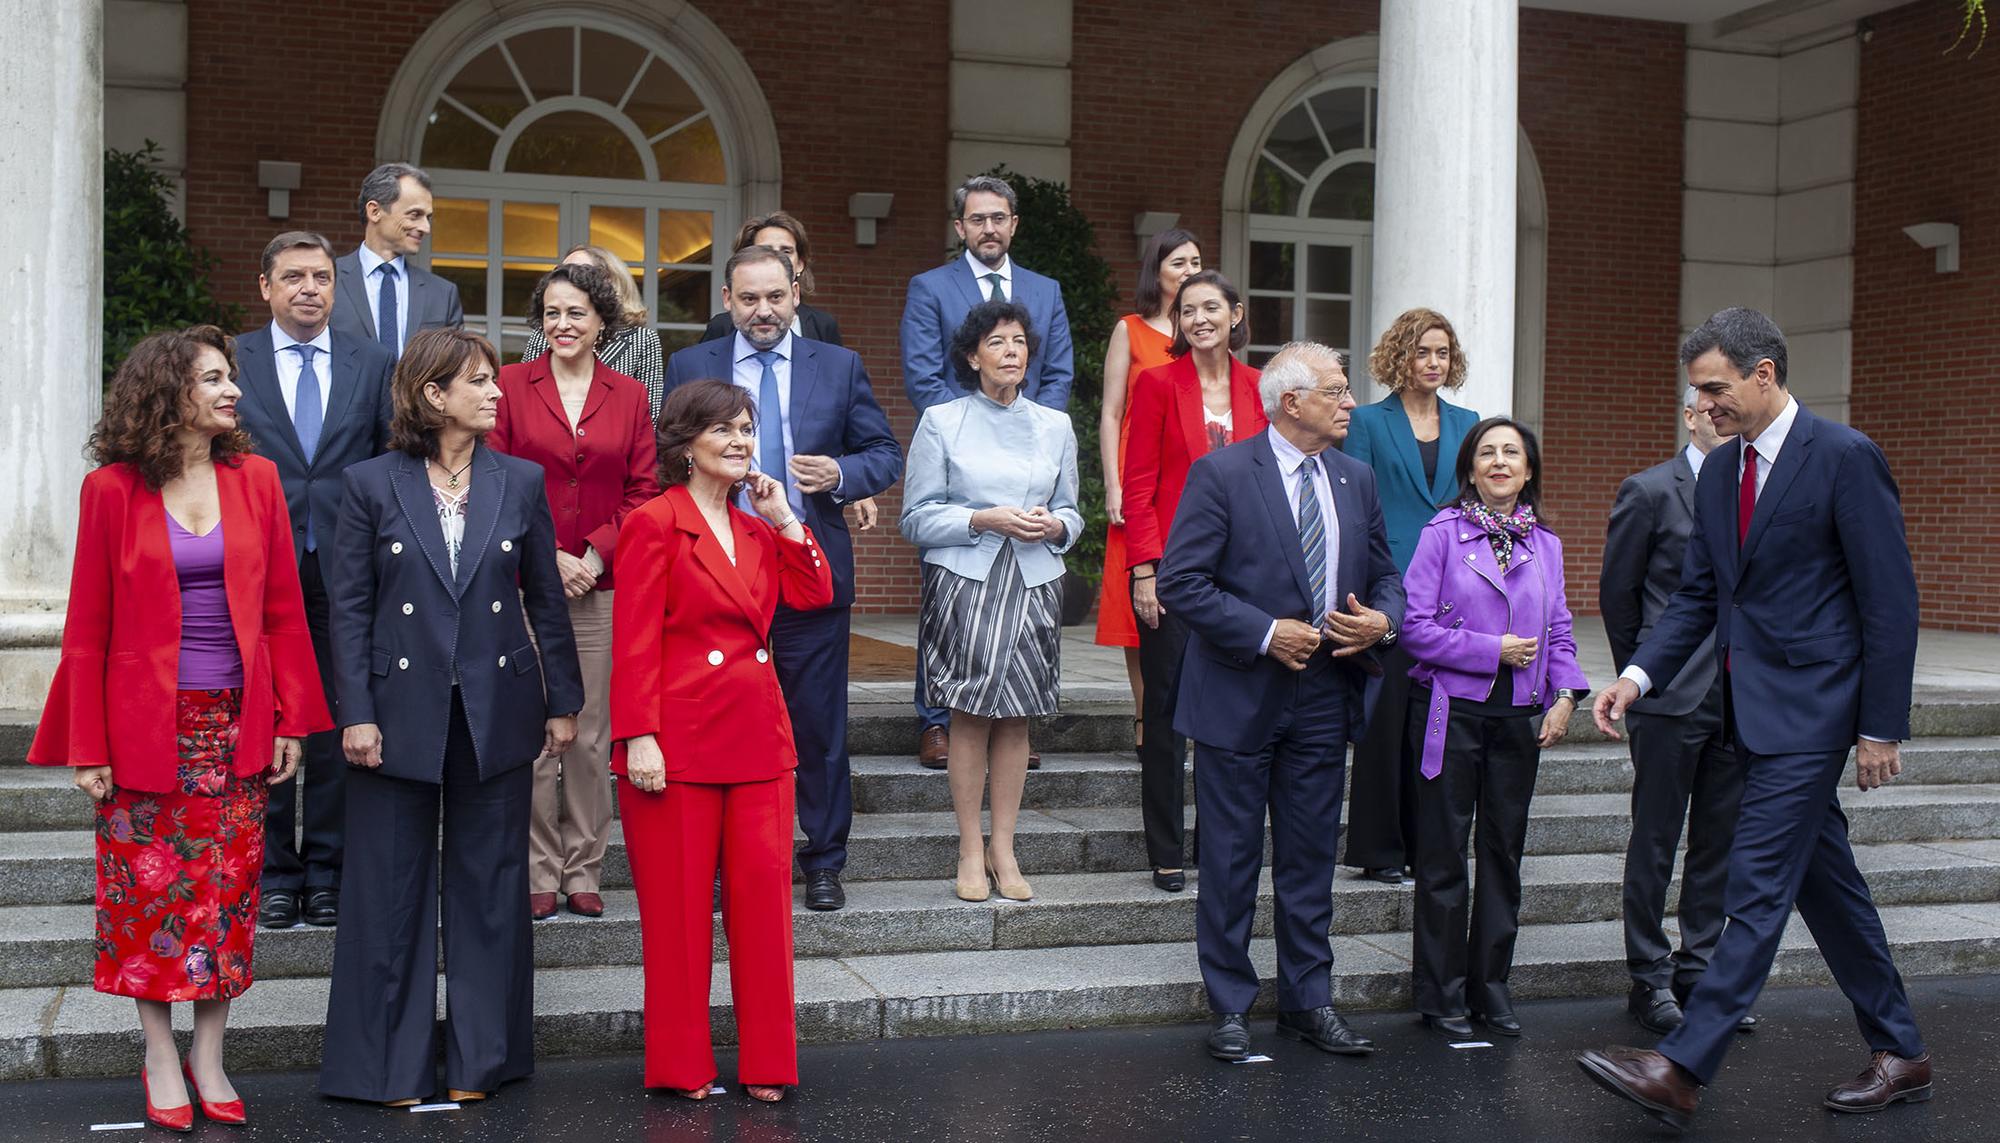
[93,689,268,1001]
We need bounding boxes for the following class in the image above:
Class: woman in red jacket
[489,261,658,920]
[610,379,833,1103]
[1120,270,1266,893]
[30,326,330,1131]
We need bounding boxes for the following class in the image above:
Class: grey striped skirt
[919,542,1061,719]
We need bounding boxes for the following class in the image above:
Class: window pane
[1249,242,1293,291]
[507,109,645,179]
[443,45,529,131]
[502,263,557,321]
[1262,105,1326,182]
[1248,296,1294,343]
[423,100,497,171]
[659,210,715,264]
[502,201,559,259]
[1309,162,1374,221]
[623,54,707,140]
[1308,87,1368,154]
[434,261,485,317]
[656,267,712,324]
[588,206,646,266]
[1247,348,1278,368]
[432,198,490,255]
[1307,245,1352,294]
[1305,299,1351,346]
[504,27,572,102]
[653,117,726,185]
[659,327,704,357]
[1250,157,1301,215]
[579,28,651,107]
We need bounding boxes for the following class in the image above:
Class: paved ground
[6,973,1993,1142]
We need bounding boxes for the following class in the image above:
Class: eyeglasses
[963,212,1014,228]
[1300,384,1353,403]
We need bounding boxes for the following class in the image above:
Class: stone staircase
[3,698,2000,1080]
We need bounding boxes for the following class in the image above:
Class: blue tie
[1297,459,1326,618]
[292,343,323,550]
[376,263,400,354]
[754,350,790,504]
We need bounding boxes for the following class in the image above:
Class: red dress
[1095,315,1176,648]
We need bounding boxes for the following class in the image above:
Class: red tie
[1738,445,1758,548]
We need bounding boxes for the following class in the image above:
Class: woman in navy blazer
[1341,308,1483,884]
[319,328,584,1106]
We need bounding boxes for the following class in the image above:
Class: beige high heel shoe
[954,852,991,902]
[985,847,1033,901]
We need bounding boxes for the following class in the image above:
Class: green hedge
[103,142,241,384]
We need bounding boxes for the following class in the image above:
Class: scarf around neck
[1459,498,1538,570]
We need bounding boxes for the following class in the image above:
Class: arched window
[416,19,737,359]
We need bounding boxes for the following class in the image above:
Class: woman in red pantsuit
[30,326,330,1131]
[610,379,834,1103]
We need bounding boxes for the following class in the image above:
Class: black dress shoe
[1628,985,1684,1034]
[1277,1006,1376,1055]
[1206,1013,1250,1061]
[259,889,300,930]
[303,888,338,927]
[1736,1012,1759,1032]
[1474,1010,1523,1037]
[803,869,845,911]
[1422,1014,1475,1038]
[1151,869,1186,893]
[1363,867,1404,885]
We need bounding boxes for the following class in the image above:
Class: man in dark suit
[899,175,1075,766]
[1582,308,1930,1130]
[330,163,464,357]
[664,245,903,911]
[1600,386,1753,1036]
[234,231,397,929]
[1159,342,1403,1062]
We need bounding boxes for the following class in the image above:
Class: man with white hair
[1158,341,1404,1062]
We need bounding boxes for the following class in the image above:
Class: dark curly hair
[529,261,625,343]
[655,379,756,488]
[90,325,253,489]
[949,300,1039,389]
[387,328,500,458]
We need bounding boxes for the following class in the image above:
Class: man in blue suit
[900,174,1075,765]
[1159,342,1403,1062]
[330,163,464,358]
[664,245,903,911]
[1582,308,1930,1130]
[233,231,397,930]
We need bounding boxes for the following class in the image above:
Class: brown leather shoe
[565,892,604,917]
[1825,1051,1932,1113]
[918,726,949,769]
[1578,1046,1699,1132]
[529,892,558,920]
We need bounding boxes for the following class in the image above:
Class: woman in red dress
[30,326,329,1131]
[610,380,833,1102]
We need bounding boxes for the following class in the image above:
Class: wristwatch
[1377,622,1398,646]
[1556,687,1588,704]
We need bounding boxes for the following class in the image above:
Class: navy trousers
[773,604,853,873]
[263,552,345,892]
[1193,668,1349,1014]
[1658,734,1925,1083]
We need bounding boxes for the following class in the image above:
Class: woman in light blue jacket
[901,300,1082,905]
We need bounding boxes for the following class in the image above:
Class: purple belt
[1420,686,1453,780]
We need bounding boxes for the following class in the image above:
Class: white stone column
[0,0,103,707]
[1371,0,1518,417]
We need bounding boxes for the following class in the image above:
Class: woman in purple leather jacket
[1400,416,1590,1040]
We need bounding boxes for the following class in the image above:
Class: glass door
[1245,229,1370,375]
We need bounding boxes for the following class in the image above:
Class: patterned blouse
[433,482,468,578]
[520,322,666,423]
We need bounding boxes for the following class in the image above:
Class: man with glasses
[1158,342,1403,1063]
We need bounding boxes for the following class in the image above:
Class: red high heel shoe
[182,1059,247,1125]
[142,1068,194,1133]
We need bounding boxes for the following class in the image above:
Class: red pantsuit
[610,485,834,1090]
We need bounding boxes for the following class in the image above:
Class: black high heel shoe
[1422,1014,1475,1038]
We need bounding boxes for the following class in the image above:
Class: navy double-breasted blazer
[327,446,584,783]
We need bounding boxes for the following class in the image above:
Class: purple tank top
[168,515,243,689]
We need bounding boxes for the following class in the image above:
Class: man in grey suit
[1599,386,1751,1035]
[330,162,464,357]
[234,231,397,930]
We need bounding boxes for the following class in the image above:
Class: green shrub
[103,142,242,383]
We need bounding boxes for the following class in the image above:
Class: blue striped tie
[1297,460,1326,617]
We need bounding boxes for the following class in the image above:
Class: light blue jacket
[899,390,1083,588]
[1341,393,1482,572]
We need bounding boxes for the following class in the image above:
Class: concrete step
[1530,736,2000,796]
[6,899,1998,1080]
[1525,782,2000,855]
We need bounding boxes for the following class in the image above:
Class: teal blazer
[1341,393,1481,572]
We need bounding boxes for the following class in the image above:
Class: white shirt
[963,250,1013,302]
[1259,425,1340,656]
[1684,442,1707,478]
[357,244,412,351]
[267,322,332,421]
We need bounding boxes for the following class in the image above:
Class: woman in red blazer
[489,262,658,920]
[610,380,833,1103]
[30,326,330,1131]
[1120,270,1266,893]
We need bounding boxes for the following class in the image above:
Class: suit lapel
[237,330,308,467]
[337,253,376,339]
[951,258,987,310]
[1433,399,1472,506]
[215,463,261,669]
[405,263,430,329]
[1460,530,1510,595]
[1172,359,1206,463]
[1251,433,1316,612]
[579,359,614,425]
[319,336,365,469]
[388,452,456,596]
[452,446,505,598]
[526,356,569,426]
[789,338,823,448]
[1737,405,1814,572]
[1377,396,1433,510]
[1672,451,1697,519]
[672,489,763,627]
[1327,457,1364,600]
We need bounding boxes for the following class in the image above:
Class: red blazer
[608,485,835,784]
[1121,353,1267,568]
[489,356,659,591]
[29,456,331,792]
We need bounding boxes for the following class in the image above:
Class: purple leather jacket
[1402,507,1590,778]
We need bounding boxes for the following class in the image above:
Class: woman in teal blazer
[1340,308,1481,882]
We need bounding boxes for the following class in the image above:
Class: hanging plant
[1947,0,1988,56]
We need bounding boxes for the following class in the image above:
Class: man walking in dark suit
[899,175,1076,768]
[1600,386,1754,1036]
[1582,307,1930,1129]
[330,163,464,357]
[1158,342,1403,1062]
[664,245,903,912]
[234,231,397,929]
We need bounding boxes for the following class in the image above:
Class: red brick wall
[1854,4,2000,632]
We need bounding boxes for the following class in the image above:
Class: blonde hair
[1368,307,1468,394]
[566,244,651,327]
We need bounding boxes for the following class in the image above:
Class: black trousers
[1409,689,1540,1018]
[1622,686,1743,993]
[1134,606,1190,869]
[263,551,345,891]
[319,692,535,1102]
[775,604,853,873]
[1342,643,1418,871]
